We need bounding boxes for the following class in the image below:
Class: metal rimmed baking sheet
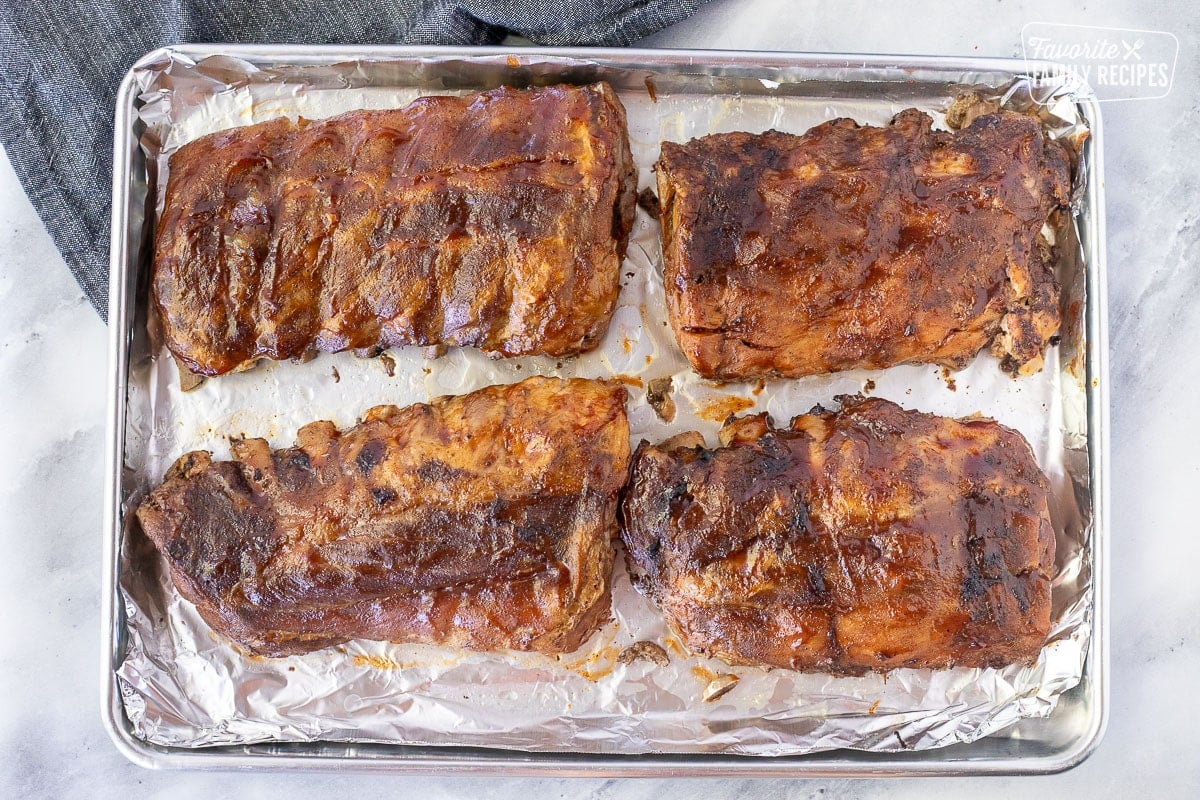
[102,45,1109,775]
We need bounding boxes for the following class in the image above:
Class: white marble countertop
[2,1,1196,796]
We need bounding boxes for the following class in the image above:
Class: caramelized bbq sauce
[656,109,1070,380]
[620,396,1055,673]
[136,378,630,657]
[154,84,637,376]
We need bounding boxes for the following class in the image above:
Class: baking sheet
[115,52,1094,756]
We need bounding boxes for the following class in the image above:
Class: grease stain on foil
[695,394,757,422]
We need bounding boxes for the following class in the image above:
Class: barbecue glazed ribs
[655,107,1071,379]
[620,396,1055,672]
[153,83,636,377]
[135,377,631,657]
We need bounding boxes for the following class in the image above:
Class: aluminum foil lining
[116,52,1094,756]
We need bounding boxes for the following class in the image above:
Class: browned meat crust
[619,397,1055,672]
[135,377,631,657]
[153,83,636,376]
[655,109,1071,379]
